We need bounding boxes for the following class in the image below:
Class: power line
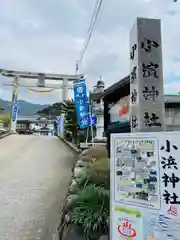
[79,0,101,60]
[76,0,101,74]
[76,0,104,73]
[79,0,103,63]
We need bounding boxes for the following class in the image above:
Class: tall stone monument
[130,17,165,132]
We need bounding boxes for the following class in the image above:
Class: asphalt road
[0,134,75,240]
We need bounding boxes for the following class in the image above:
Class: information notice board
[110,131,180,240]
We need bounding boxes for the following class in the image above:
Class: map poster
[114,137,160,209]
[110,132,180,240]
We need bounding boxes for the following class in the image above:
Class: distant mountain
[0,98,48,116]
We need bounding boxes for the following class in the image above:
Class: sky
[0,0,180,104]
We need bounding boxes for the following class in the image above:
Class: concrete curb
[57,136,81,240]
[58,136,81,154]
[0,132,11,139]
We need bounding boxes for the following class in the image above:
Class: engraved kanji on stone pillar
[130,17,165,132]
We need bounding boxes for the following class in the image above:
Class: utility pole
[75,62,79,76]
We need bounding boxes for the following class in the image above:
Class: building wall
[104,96,180,136]
[165,106,180,131]
[91,100,104,112]
[107,105,180,131]
[96,115,104,137]
[90,82,105,138]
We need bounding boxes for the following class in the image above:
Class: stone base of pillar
[11,130,18,134]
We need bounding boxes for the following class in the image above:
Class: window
[17,123,27,129]
[91,101,96,107]
[96,99,100,104]
[165,108,173,118]
[174,107,180,117]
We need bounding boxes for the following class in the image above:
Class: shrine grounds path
[0,134,75,240]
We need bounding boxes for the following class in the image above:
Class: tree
[36,99,88,143]
[36,102,63,117]
[0,113,10,127]
[61,99,79,143]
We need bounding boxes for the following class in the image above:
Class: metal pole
[86,126,89,143]
[75,62,79,75]
[89,99,94,144]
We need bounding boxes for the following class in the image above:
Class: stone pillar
[62,78,69,101]
[130,17,165,133]
[60,113,65,138]
[38,73,45,87]
[10,75,19,132]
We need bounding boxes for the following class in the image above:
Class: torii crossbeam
[0,68,84,132]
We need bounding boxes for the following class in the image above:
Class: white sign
[110,131,180,240]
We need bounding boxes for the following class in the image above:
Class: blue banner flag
[73,79,87,99]
[73,79,89,129]
[56,116,61,132]
[12,101,18,122]
[91,114,97,125]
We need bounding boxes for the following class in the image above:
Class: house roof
[17,115,55,123]
[18,115,42,121]
[100,75,180,104]
[100,75,129,99]
[164,95,180,103]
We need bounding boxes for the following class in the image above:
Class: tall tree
[36,100,79,141]
[36,102,63,117]
[61,99,79,143]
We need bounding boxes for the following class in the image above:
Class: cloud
[0,0,180,104]
[164,81,180,94]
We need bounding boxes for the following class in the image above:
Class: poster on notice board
[110,131,180,240]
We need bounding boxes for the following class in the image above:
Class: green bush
[86,158,110,189]
[80,146,108,162]
[71,172,90,193]
[71,185,109,240]
[72,157,110,193]
[0,113,10,127]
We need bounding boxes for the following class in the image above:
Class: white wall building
[89,79,105,138]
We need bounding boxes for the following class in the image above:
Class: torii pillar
[10,75,20,133]
[62,78,69,101]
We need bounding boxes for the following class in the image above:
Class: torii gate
[0,69,84,132]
